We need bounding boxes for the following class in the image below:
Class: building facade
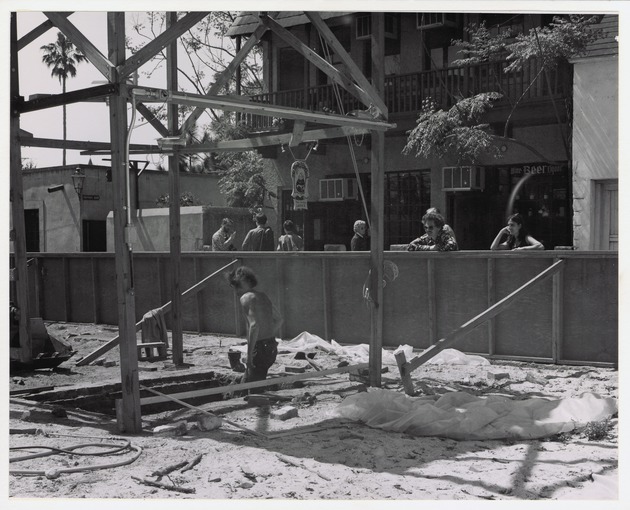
[18,164,226,252]
[228,11,617,251]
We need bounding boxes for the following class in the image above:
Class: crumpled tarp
[230,331,489,366]
[334,388,617,440]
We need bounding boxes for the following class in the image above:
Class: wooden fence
[24,250,617,366]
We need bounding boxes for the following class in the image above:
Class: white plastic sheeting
[230,331,490,366]
[334,388,617,440]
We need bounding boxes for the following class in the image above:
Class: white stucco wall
[571,56,618,249]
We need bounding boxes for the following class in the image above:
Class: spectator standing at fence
[426,207,456,240]
[351,220,370,251]
[242,213,275,251]
[407,210,459,251]
[277,220,304,251]
[490,213,544,250]
[227,266,283,384]
[212,218,237,251]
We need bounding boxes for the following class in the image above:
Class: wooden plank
[487,257,496,356]
[195,258,203,333]
[305,12,388,117]
[552,258,564,363]
[368,13,386,388]
[290,120,306,147]
[107,11,141,434]
[76,260,238,366]
[427,258,436,344]
[276,258,286,338]
[45,12,115,81]
[91,257,100,324]
[18,84,116,114]
[322,258,331,340]
[403,260,565,375]
[10,13,31,364]
[181,23,268,135]
[167,12,183,367]
[261,14,374,111]
[17,14,71,51]
[136,102,169,137]
[139,386,264,438]
[140,362,370,406]
[118,12,209,79]
[20,135,153,152]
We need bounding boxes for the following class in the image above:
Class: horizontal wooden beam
[134,87,396,131]
[81,126,370,156]
[17,13,71,51]
[44,12,115,82]
[140,362,371,406]
[18,84,117,114]
[19,136,154,152]
[118,12,209,79]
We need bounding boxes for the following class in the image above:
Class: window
[417,13,460,29]
[277,47,304,91]
[355,13,399,40]
[385,170,431,245]
[480,14,524,37]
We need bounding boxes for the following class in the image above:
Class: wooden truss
[10,11,393,433]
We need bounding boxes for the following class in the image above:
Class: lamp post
[71,167,85,198]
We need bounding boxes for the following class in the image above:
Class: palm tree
[41,32,88,166]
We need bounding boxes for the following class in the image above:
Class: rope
[10,437,142,479]
[317,32,371,227]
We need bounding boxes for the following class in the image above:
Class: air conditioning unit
[356,13,398,40]
[320,178,358,201]
[442,166,485,191]
[416,13,460,30]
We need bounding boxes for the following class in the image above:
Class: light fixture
[71,167,85,198]
[312,141,319,151]
[281,144,286,153]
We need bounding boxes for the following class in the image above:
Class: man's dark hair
[227,266,258,288]
[283,219,295,233]
[221,218,233,227]
[255,213,267,225]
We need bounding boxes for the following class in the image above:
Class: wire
[317,33,371,228]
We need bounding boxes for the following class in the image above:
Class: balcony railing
[244,58,571,131]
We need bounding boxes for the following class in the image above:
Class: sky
[16,11,171,169]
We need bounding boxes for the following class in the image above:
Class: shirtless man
[227,266,283,383]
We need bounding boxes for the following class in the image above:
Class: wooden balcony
[244,58,572,131]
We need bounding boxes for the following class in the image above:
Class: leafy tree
[41,31,88,166]
[127,12,269,209]
[403,15,604,165]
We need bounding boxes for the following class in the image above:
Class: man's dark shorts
[244,337,278,382]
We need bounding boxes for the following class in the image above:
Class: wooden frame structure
[395,260,566,395]
[10,11,394,432]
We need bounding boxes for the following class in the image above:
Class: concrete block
[197,414,223,431]
[270,406,298,421]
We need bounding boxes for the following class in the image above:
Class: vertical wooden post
[552,258,564,363]
[9,12,31,363]
[368,12,385,388]
[167,11,184,366]
[427,258,436,344]
[487,257,496,356]
[108,12,141,433]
